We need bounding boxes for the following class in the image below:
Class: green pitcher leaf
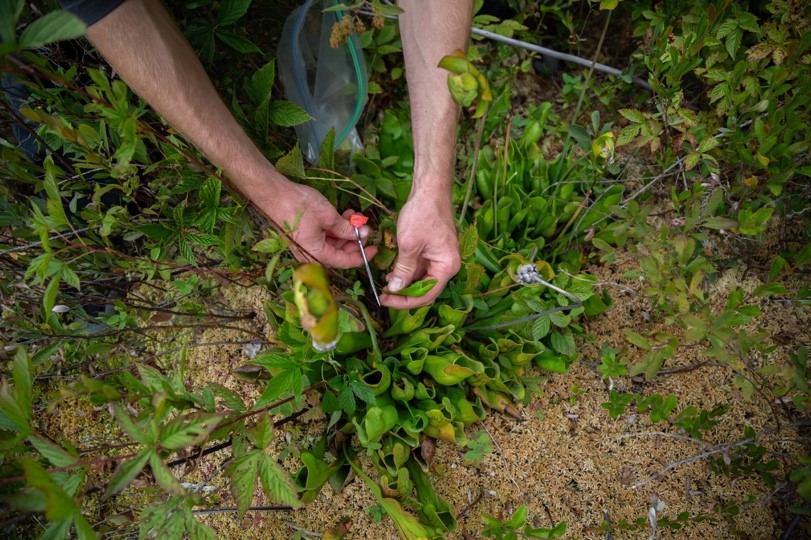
[389,278,438,297]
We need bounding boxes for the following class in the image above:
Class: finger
[327,209,369,241]
[385,247,421,294]
[380,273,447,309]
[312,243,365,269]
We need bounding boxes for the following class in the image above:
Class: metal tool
[349,213,381,307]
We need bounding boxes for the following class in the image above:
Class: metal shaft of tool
[354,227,381,307]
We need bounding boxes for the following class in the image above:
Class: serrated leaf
[13,347,32,416]
[248,414,273,450]
[269,100,312,127]
[319,127,336,168]
[624,330,651,350]
[43,275,61,319]
[74,513,98,540]
[28,436,78,467]
[349,380,376,405]
[246,60,276,105]
[617,124,641,146]
[217,0,252,26]
[725,29,741,58]
[20,11,85,48]
[532,316,550,341]
[149,451,185,495]
[550,331,575,357]
[160,413,222,450]
[209,382,245,412]
[338,385,357,416]
[619,108,646,123]
[217,29,262,54]
[255,369,299,408]
[111,404,152,445]
[259,455,302,507]
[104,448,151,498]
[275,144,306,178]
[227,451,260,516]
[458,225,478,259]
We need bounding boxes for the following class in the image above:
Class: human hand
[267,181,377,269]
[381,191,461,308]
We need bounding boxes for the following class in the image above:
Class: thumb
[327,211,369,241]
[387,247,420,293]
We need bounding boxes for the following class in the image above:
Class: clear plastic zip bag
[277,0,369,164]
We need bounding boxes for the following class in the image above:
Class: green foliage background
[0,0,809,538]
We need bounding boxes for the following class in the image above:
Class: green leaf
[104,448,151,498]
[42,275,61,319]
[0,378,29,434]
[150,451,185,495]
[268,101,312,127]
[28,436,78,467]
[350,379,377,405]
[599,0,618,9]
[73,513,98,540]
[13,347,32,416]
[20,458,76,521]
[618,108,646,123]
[371,0,404,16]
[255,369,300,408]
[259,455,302,507]
[0,0,24,44]
[549,331,575,357]
[217,0,252,26]
[505,504,528,528]
[246,60,276,105]
[601,391,636,420]
[275,144,306,178]
[703,216,738,230]
[624,330,651,350]
[20,11,85,48]
[111,404,152,445]
[227,451,260,516]
[319,128,336,168]
[209,382,245,412]
[617,124,640,146]
[531,316,550,341]
[458,224,478,259]
[159,413,222,450]
[216,29,262,54]
[248,414,273,450]
[389,278,438,297]
[39,520,71,540]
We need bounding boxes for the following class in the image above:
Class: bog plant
[1,1,810,539]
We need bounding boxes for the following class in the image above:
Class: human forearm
[398,0,473,197]
[85,0,372,269]
[85,0,286,210]
[381,1,471,307]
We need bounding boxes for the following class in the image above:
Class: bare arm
[85,0,373,268]
[382,0,473,308]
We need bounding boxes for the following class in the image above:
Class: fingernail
[388,277,403,292]
[359,225,370,238]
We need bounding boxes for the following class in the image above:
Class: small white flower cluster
[515,263,544,285]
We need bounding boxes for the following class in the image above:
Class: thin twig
[615,431,709,445]
[571,11,613,124]
[629,438,755,489]
[479,421,524,498]
[458,107,489,228]
[284,521,323,538]
[191,505,292,515]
